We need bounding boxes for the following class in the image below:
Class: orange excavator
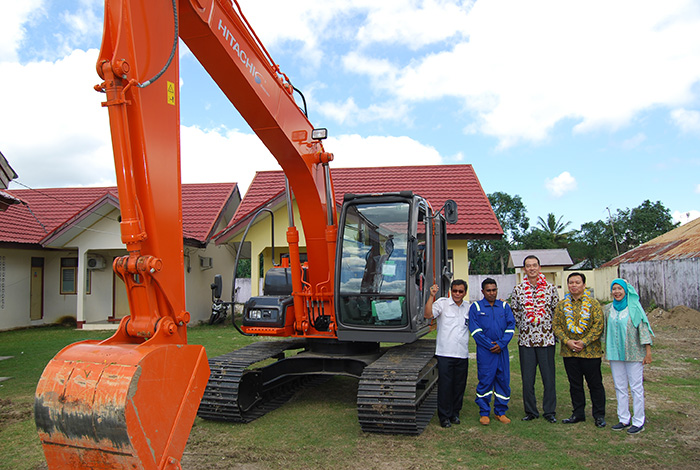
[34,1,457,469]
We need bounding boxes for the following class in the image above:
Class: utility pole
[607,207,620,257]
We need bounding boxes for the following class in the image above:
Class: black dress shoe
[595,417,607,428]
[562,415,585,424]
[450,416,461,425]
[440,419,452,428]
[521,414,538,421]
[544,415,557,423]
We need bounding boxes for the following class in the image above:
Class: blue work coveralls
[468,298,516,416]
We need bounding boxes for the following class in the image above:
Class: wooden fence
[620,259,700,311]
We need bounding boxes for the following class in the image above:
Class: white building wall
[0,205,239,330]
[0,250,35,330]
[184,243,237,324]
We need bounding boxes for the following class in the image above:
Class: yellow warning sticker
[167,81,176,105]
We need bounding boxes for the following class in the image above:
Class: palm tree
[536,213,572,246]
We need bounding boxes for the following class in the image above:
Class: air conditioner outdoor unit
[199,256,213,270]
[87,254,107,270]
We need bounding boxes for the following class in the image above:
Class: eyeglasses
[451,289,465,294]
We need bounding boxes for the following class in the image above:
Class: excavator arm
[35,1,337,469]
[177,0,339,337]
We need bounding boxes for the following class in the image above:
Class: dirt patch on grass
[649,306,700,330]
[0,398,32,428]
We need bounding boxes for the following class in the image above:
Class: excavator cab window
[337,201,409,328]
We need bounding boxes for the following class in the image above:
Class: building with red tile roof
[0,183,240,330]
[216,164,502,295]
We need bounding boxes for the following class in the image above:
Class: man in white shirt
[425,279,470,428]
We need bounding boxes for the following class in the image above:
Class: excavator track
[356,339,438,435]
[197,339,318,423]
[198,338,438,435]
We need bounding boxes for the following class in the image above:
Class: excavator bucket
[35,338,209,470]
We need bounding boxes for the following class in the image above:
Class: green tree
[567,200,678,267]
[568,220,617,268]
[519,213,572,250]
[616,200,679,252]
[519,228,560,250]
[236,258,251,278]
[468,192,529,274]
[490,192,530,242]
[536,213,572,247]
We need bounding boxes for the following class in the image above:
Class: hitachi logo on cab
[217,19,263,85]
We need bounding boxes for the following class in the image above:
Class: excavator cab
[335,192,455,343]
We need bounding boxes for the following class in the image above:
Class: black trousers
[563,357,606,420]
[519,345,557,418]
[436,355,469,421]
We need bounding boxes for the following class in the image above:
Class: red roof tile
[0,183,237,246]
[181,183,239,242]
[228,165,502,238]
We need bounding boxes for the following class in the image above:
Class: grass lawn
[1,323,699,470]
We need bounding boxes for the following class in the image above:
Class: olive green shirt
[553,295,604,358]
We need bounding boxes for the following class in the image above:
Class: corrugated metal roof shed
[601,217,700,267]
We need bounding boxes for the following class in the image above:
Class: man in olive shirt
[553,272,606,428]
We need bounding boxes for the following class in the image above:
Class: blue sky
[1,0,699,231]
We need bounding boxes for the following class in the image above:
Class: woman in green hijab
[605,278,654,435]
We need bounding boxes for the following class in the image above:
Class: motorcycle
[208,274,232,325]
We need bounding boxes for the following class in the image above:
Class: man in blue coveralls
[469,278,516,425]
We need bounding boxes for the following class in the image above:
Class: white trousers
[610,360,645,427]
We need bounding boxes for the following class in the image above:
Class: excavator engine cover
[35,339,209,470]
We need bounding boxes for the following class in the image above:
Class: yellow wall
[449,240,470,296]
[230,202,306,296]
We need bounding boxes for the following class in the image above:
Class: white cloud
[356,0,474,49]
[180,126,279,194]
[544,171,577,198]
[671,108,700,133]
[58,0,102,44]
[0,0,43,62]
[0,43,443,193]
[318,96,411,125]
[0,46,280,193]
[673,210,700,225]
[234,0,355,68]
[327,134,443,169]
[696,184,700,193]
[0,49,115,188]
[239,1,476,67]
[342,0,700,147]
[318,97,361,125]
[621,133,647,150]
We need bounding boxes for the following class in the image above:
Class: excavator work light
[311,128,327,140]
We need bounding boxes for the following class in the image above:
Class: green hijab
[611,278,654,335]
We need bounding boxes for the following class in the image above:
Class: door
[30,257,44,320]
[112,269,130,319]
